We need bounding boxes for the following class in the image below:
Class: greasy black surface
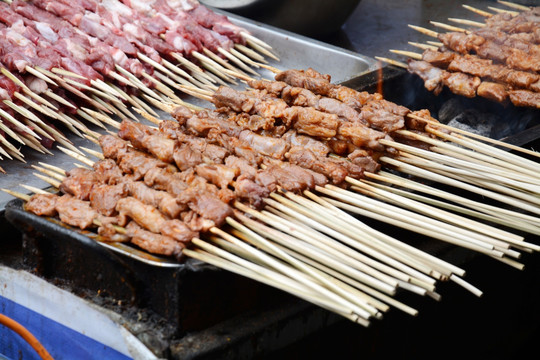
[3,199,294,337]
[262,251,540,359]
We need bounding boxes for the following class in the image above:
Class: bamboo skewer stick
[448,18,486,28]
[234,212,413,293]
[265,193,465,279]
[462,4,493,17]
[429,21,468,33]
[276,191,440,287]
[497,0,530,11]
[408,114,540,159]
[488,6,519,15]
[380,137,540,190]
[374,57,408,69]
[184,245,365,325]
[219,221,382,318]
[381,156,540,219]
[351,175,524,246]
[211,225,375,320]
[319,184,506,257]
[234,44,268,63]
[237,201,440,287]
[365,171,540,241]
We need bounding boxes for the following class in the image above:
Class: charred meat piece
[359,99,407,133]
[25,193,58,217]
[59,168,99,201]
[126,221,185,258]
[408,60,447,95]
[55,194,97,229]
[287,146,345,185]
[176,185,233,226]
[233,175,270,209]
[443,72,481,98]
[508,90,540,108]
[116,197,167,234]
[89,183,128,217]
[477,82,509,103]
[195,163,238,189]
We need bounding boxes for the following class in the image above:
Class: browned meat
[281,84,320,108]
[282,130,331,157]
[119,119,176,163]
[176,186,233,226]
[177,135,230,163]
[233,175,270,208]
[238,130,290,159]
[93,159,124,185]
[360,99,407,133]
[144,167,188,196]
[254,171,278,193]
[475,41,513,63]
[507,48,540,72]
[287,146,345,184]
[477,82,509,103]
[508,90,540,108]
[97,220,130,243]
[159,119,182,139]
[443,72,481,98]
[224,155,258,178]
[422,49,456,68]
[447,55,495,78]
[195,163,238,189]
[275,68,380,110]
[127,181,186,219]
[261,161,315,192]
[55,194,97,229]
[317,97,365,124]
[248,79,289,97]
[213,86,257,113]
[285,106,339,138]
[89,183,128,217]
[173,143,204,171]
[438,32,485,54]
[347,149,381,174]
[116,197,166,234]
[160,219,198,243]
[406,109,439,132]
[325,139,358,156]
[59,168,99,201]
[185,111,243,137]
[25,193,58,216]
[407,60,447,95]
[99,134,128,159]
[337,122,387,151]
[275,69,333,98]
[125,221,184,258]
[144,134,175,163]
[118,118,155,151]
[171,104,194,126]
[232,113,275,132]
[117,147,171,180]
[180,211,215,233]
